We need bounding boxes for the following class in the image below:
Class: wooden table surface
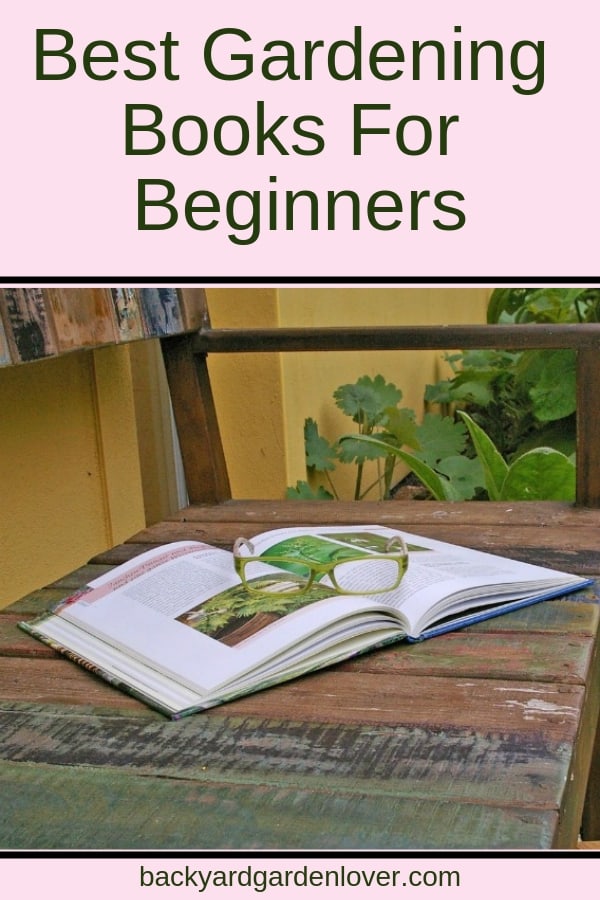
[1,501,599,850]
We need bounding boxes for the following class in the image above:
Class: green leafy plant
[287,375,421,501]
[288,288,590,504]
[287,375,485,502]
[425,288,600,461]
[487,287,600,324]
[347,412,576,502]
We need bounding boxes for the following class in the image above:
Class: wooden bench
[1,310,600,850]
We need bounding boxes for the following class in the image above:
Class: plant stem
[324,471,340,500]
[354,461,364,500]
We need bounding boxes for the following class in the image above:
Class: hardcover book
[21,525,591,718]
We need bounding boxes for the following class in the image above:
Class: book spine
[45,288,119,353]
[137,288,185,336]
[0,310,12,365]
[138,288,209,335]
[177,288,210,331]
[108,288,148,342]
[0,288,59,362]
[18,618,178,719]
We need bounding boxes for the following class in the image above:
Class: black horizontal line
[1,276,599,285]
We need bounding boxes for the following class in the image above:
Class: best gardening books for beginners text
[21,525,591,718]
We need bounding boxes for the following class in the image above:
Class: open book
[21,525,591,718]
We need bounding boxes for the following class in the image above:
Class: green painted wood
[46,564,113,590]
[1,588,67,616]
[3,504,598,849]
[89,543,152,565]
[0,760,558,849]
[0,704,575,812]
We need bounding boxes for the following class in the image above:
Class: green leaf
[457,411,508,501]
[487,289,531,323]
[515,418,576,457]
[304,418,337,471]
[528,350,576,422]
[500,448,576,501]
[334,375,402,430]
[337,435,390,464]
[441,378,495,407]
[424,379,455,405]
[413,414,468,467]
[285,480,334,500]
[341,435,453,501]
[436,455,486,500]
[382,406,419,448]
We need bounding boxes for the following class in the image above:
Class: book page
[247,525,587,637]
[50,540,399,694]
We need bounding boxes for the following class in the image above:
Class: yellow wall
[0,344,145,608]
[205,288,288,498]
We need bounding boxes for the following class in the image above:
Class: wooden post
[576,348,600,508]
[161,333,231,505]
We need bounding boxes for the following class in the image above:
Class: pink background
[2,1,599,278]
[2,855,599,895]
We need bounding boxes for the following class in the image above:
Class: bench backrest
[160,293,600,508]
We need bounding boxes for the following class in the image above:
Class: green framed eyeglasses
[233,535,409,596]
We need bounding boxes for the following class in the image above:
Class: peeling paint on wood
[1,502,599,849]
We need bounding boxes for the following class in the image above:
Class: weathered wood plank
[467,596,600,635]
[0,705,574,812]
[121,518,600,575]
[576,347,600,506]
[46,564,113,590]
[4,608,597,685]
[4,502,598,847]
[0,657,148,712]
[583,708,600,839]
[89,542,152,565]
[0,760,559,849]
[578,633,600,841]
[0,615,59,658]
[0,587,67,616]
[220,670,586,739]
[0,655,585,740]
[167,499,600,527]
[162,333,231,504]
[336,630,596,684]
[126,517,600,556]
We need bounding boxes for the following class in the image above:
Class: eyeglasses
[233,535,408,596]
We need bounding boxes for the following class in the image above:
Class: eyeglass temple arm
[233,537,255,557]
[385,536,408,556]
